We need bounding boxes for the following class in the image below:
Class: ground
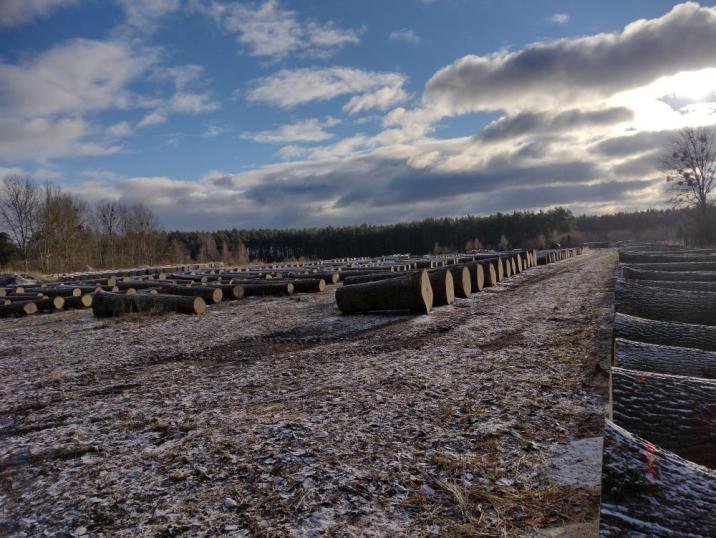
[0,249,617,537]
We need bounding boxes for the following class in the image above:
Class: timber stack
[600,242,716,535]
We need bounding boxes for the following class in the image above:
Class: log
[615,338,716,379]
[207,283,244,300]
[614,312,716,352]
[0,301,37,317]
[170,273,208,284]
[428,269,454,307]
[26,287,81,297]
[611,367,716,468]
[621,266,716,282]
[291,271,339,284]
[336,269,433,314]
[286,279,326,293]
[92,291,206,316]
[342,273,402,286]
[462,261,484,292]
[449,265,472,298]
[625,261,716,272]
[479,261,498,287]
[64,294,93,309]
[600,420,716,536]
[157,285,222,304]
[620,252,716,264]
[622,279,716,292]
[242,283,294,297]
[615,280,716,326]
[34,296,65,311]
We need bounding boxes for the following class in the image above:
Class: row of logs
[600,244,716,536]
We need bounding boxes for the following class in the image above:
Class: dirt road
[0,250,617,536]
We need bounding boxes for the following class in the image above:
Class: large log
[615,338,716,379]
[0,301,37,317]
[449,265,472,298]
[92,291,206,316]
[600,420,716,536]
[462,261,484,292]
[621,266,716,282]
[620,251,716,264]
[34,296,65,311]
[625,261,716,272]
[614,312,716,352]
[64,294,93,309]
[428,269,454,307]
[342,273,402,286]
[26,287,81,297]
[157,285,222,304]
[623,279,716,292]
[615,280,716,326]
[207,283,244,300]
[336,269,433,314]
[290,271,339,284]
[611,367,716,468]
[242,283,294,297]
[479,261,498,287]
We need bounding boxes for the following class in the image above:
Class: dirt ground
[0,250,617,537]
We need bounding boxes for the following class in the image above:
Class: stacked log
[336,270,433,314]
[600,420,716,536]
[428,269,454,307]
[622,266,716,282]
[614,312,716,352]
[0,301,37,317]
[615,338,716,379]
[448,265,472,298]
[157,285,223,304]
[242,283,294,297]
[207,283,244,300]
[64,294,93,309]
[615,280,716,326]
[611,367,716,468]
[92,291,206,316]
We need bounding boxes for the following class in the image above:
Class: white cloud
[106,121,133,137]
[200,0,360,59]
[242,117,339,144]
[343,84,409,115]
[0,166,25,178]
[389,28,420,44]
[0,0,77,27]
[168,92,220,113]
[116,0,181,31]
[277,145,308,159]
[0,39,158,118]
[547,13,569,25]
[137,112,167,128]
[0,117,120,161]
[424,2,716,116]
[247,67,407,110]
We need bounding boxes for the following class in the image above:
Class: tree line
[0,174,711,272]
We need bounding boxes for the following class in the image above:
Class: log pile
[601,243,716,534]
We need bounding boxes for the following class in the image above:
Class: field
[0,250,617,536]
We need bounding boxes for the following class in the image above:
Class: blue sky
[1,1,716,229]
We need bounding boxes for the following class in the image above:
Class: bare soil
[0,250,617,537]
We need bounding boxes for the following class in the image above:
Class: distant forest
[170,207,688,262]
[0,172,695,271]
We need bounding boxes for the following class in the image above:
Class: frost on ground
[0,250,617,536]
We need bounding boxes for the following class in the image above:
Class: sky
[1,0,716,230]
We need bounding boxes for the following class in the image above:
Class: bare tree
[662,127,716,244]
[94,200,122,267]
[0,175,39,270]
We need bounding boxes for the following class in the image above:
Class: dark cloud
[591,130,673,157]
[425,2,716,113]
[476,107,634,142]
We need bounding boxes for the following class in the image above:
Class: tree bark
[611,367,716,468]
[614,312,716,352]
[615,337,716,379]
[621,266,716,282]
[428,269,454,306]
[600,420,716,536]
[342,273,402,286]
[26,287,81,297]
[620,252,716,264]
[157,285,223,304]
[0,301,37,317]
[336,269,433,314]
[622,278,716,292]
[34,296,65,311]
[92,291,206,316]
[625,261,716,272]
[615,280,716,325]
[63,294,93,309]
[241,283,295,297]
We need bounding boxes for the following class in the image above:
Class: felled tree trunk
[241,283,295,297]
[621,266,716,282]
[600,420,716,536]
[623,279,716,292]
[611,367,716,468]
[462,261,484,292]
[620,252,716,263]
[624,261,716,272]
[614,312,716,352]
[92,291,206,316]
[615,338,716,379]
[34,297,65,311]
[449,265,472,298]
[207,283,244,300]
[615,280,716,326]
[428,269,454,306]
[342,273,402,286]
[336,269,433,314]
[64,294,93,309]
[27,287,81,297]
[480,261,498,287]
[158,285,223,304]
[0,301,37,317]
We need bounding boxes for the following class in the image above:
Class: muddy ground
[0,250,617,537]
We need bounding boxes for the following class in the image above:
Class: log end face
[194,297,207,315]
